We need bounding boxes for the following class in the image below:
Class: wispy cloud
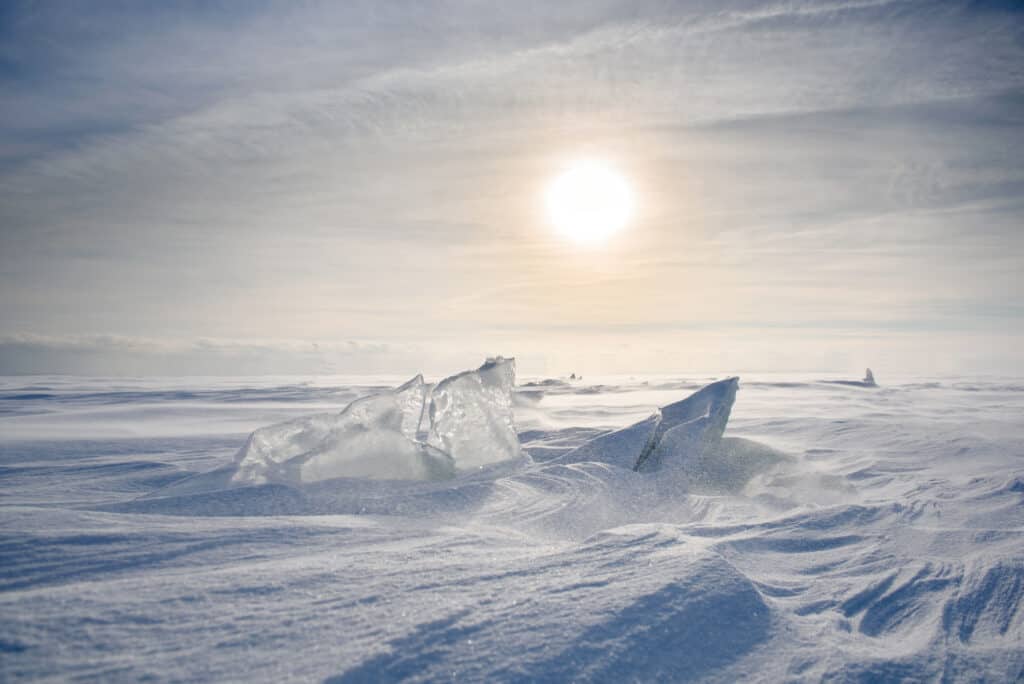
[0,1,1021,374]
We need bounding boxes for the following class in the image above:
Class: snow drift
[4,373,1024,682]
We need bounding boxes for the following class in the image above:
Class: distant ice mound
[232,357,521,485]
[823,368,878,388]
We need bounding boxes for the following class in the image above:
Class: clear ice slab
[560,377,740,474]
[426,357,521,471]
[231,357,521,484]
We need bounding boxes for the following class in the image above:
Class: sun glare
[545,160,634,244]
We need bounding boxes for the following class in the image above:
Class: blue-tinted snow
[1,372,1023,681]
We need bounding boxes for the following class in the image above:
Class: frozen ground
[2,371,1023,682]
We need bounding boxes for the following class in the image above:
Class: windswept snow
[2,371,1024,682]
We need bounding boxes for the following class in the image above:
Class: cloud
[0,1,1021,374]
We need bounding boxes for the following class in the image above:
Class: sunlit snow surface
[2,373,1024,682]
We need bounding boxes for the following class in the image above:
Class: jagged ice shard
[231,362,737,486]
[636,377,738,472]
[560,377,740,474]
[427,357,521,470]
[231,357,521,484]
[232,374,452,484]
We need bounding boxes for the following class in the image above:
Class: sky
[1,0,1022,377]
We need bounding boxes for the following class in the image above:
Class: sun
[545,160,634,244]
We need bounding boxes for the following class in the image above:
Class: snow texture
[2,370,1024,682]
